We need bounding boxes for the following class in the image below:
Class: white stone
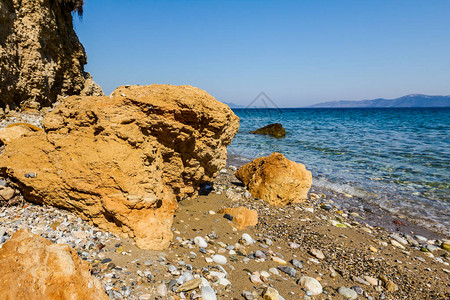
[194,236,208,248]
[212,254,227,265]
[269,268,279,275]
[338,286,357,299]
[241,233,255,245]
[299,276,322,295]
[218,278,231,286]
[272,257,287,264]
[201,286,217,300]
[391,240,406,249]
[156,284,167,297]
[364,276,378,286]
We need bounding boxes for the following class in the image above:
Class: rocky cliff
[0,0,102,110]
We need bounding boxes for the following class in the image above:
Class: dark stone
[223,214,233,221]
[278,266,296,277]
[101,258,112,264]
[250,123,286,138]
[351,285,364,295]
[199,182,213,195]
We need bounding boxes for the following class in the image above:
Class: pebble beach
[1,158,449,299]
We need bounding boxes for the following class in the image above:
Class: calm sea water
[228,108,450,235]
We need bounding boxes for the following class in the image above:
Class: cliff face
[0,0,102,109]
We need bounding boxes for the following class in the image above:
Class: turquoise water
[228,108,450,234]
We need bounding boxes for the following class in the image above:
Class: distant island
[223,102,245,108]
[309,94,450,108]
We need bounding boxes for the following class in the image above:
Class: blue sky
[74,0,450,107]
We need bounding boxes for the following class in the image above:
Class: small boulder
[0,229,108,299]
[217,207,258,229]
[235,152,312,205]
[250,123,286,138]
[0,186,15,201]
[0,123,40,146]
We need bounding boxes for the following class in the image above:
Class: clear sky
[74,0,450,107]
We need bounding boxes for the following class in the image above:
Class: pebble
[442,241,450,251]
[201,286,217,300]
[391,240,406,249]
[241,233,255,245]
[277,266,296,277]
[263,287,280,300]
[351,285,364,295]
[255,250,267,260]
[269,267,279,275]
[176,278,202,292]
[194,236,208,248]
[290,258,303,269]
[250,274,263,284]
[264,238,273,245]
[223,213,233,221]
[380,275,398,292]
[415,235,428,242]
[288,242,300,249]
[272,257,287,264]
[390,233,408,245]
[309,248,325,260]
[352,276,369,286]
[364,276,378,286]
[299,276,323,295]
[260,270,270,279]
[156,284,167,297]
[338,286,358,299]
[329,220,347,228]
[242,290,255,300]
[212,254,227,265]
[369,246,378,253]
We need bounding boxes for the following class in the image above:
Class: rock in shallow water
[235,152,312,206]
[250,123,286,138]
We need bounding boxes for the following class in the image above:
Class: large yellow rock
[235,152,312,205]
[0,229,108,300]
[0,85,239,249]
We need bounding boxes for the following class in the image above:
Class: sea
[227,107,450,236]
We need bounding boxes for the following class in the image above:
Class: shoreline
[227,154,449,241]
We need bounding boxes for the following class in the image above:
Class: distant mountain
[310,94,450,108]
[222,101,245,108]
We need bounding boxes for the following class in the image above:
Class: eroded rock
[0,84,239,249]
[0,229,108,299]
[235,152,312,205]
